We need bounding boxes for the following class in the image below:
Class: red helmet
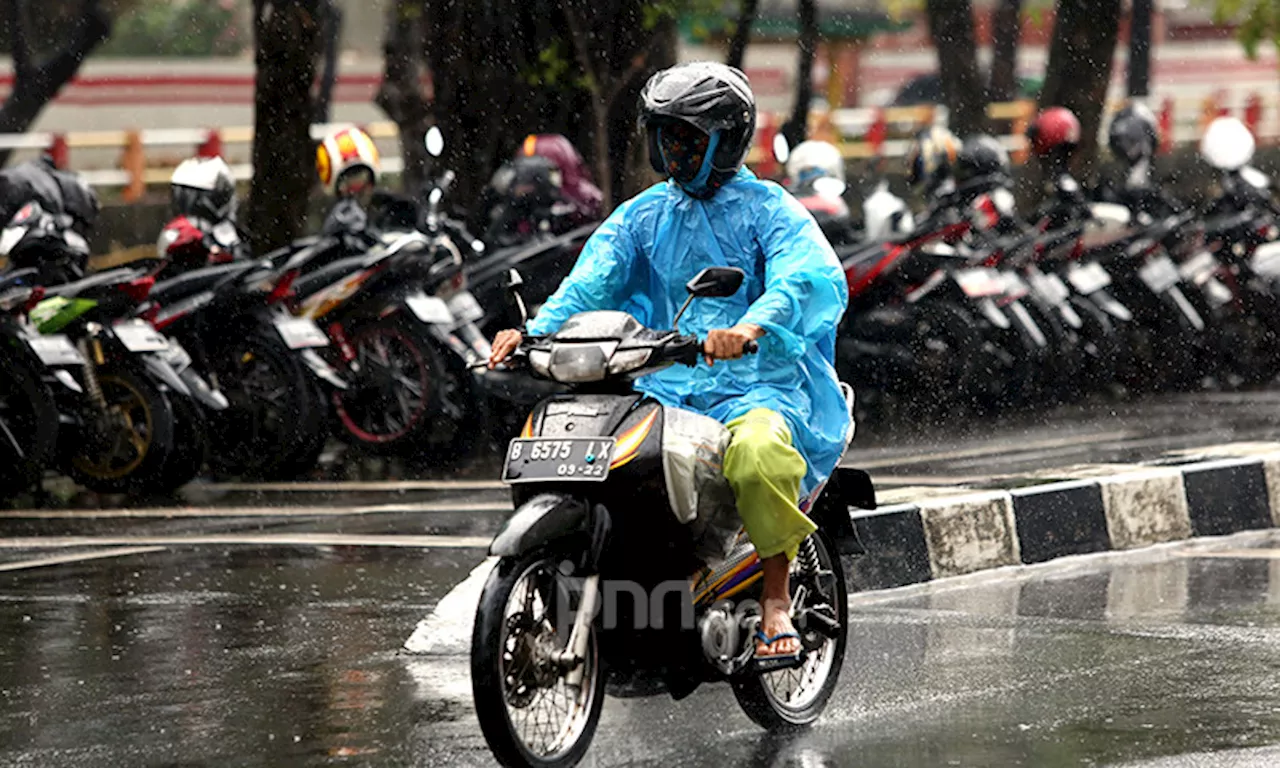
[1026,107,1081,157]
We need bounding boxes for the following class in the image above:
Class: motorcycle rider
[488,62,850,664]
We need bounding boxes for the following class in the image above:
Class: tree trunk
[375,0,430,192]
[247,0,322,254]
[725,0,759,71]
[0,0,110,165]
[988,0,1021,103]
[781,0,817,148]
[312,0,341,124]
[1039,0,1122,176]
[924,0,986,136]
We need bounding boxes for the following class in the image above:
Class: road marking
[0,534,493,549]
[192,479,508,492]
[847,430,1133,470]
[1177,549,1280,560]
[0,546,167,572]
[403,556,498,655]
[0,500,512,519]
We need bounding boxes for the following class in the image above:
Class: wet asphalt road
[15,387,1280,513]
[7,522,1280,766]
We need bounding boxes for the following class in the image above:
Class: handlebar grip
[743,340,759,354]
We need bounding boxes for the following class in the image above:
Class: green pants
[723,408,816,562]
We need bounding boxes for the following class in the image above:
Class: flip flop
[752,630,804,673]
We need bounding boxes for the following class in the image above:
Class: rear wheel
[731,532,847,730]
[471,551,605,768]
[0,356,59,496]
[207,333,327,481]
[66,367,176,494]
[334,318,478,462]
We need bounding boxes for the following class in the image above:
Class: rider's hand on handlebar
[704,324,764,366]
[489,329,524,369]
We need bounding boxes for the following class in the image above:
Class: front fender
[142,354,192,398]
[490,493,592,558]
[299,349,349,390]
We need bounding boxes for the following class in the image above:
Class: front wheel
[471,552,605,768]
[66,367,176,494]
[0,356,60,496]
[731,531,848,730]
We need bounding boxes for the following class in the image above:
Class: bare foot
[756,597,801,657]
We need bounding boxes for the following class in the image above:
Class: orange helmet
[317,126,380,197]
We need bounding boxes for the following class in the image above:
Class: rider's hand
[704,324,764,366]
[489,329,524,369]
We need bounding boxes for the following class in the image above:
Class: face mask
[657,123,723,197]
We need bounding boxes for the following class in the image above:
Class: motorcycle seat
[45,268,146,300]
[0,267,38,292]
[151,262,259,304]
[292,252,381,299]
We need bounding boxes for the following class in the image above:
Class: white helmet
[786,140,845,187]
[1200,116,1255,171]
[170,156,236,220]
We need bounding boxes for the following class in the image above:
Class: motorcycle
[3,201,223,494]
[144,229,343,481]
[471,266,875,768]
[0,267,84,495]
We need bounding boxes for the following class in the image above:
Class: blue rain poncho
[525,167,850,496]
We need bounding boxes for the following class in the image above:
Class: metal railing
[6,91,1272,196]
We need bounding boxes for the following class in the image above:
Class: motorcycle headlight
[607,348,652,375]
[547,341,616,383]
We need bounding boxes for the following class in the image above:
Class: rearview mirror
[773,133,790,164]
[425,126,444,158]
[507,269,529,325]
[685,267,745,298]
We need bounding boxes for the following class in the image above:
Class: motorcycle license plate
[1000,271,1030,300]
[502,438,616,483]
[26,334,83,366]
[275,317,329,349]
[113,319,169,352]
[1138,254,1180,293]
[954,268,1005,298]
[1030,272,1072,305]
[405,291,454,325]
[1179,251,1218,282]
[1067,262,1112,294]
[446,290,485,325]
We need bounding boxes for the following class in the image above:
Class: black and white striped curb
[850,454,1280,591]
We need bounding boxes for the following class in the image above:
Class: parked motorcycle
[471,266,874,768]
[0,267,84,495]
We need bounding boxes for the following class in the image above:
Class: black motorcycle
[471,266,874,768]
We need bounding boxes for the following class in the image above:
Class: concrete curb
[848,453,1280,591]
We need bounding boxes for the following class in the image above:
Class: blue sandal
[752,630,804,672]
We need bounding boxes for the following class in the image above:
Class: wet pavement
[6,521,1280,766]
[10,387,1280,513]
